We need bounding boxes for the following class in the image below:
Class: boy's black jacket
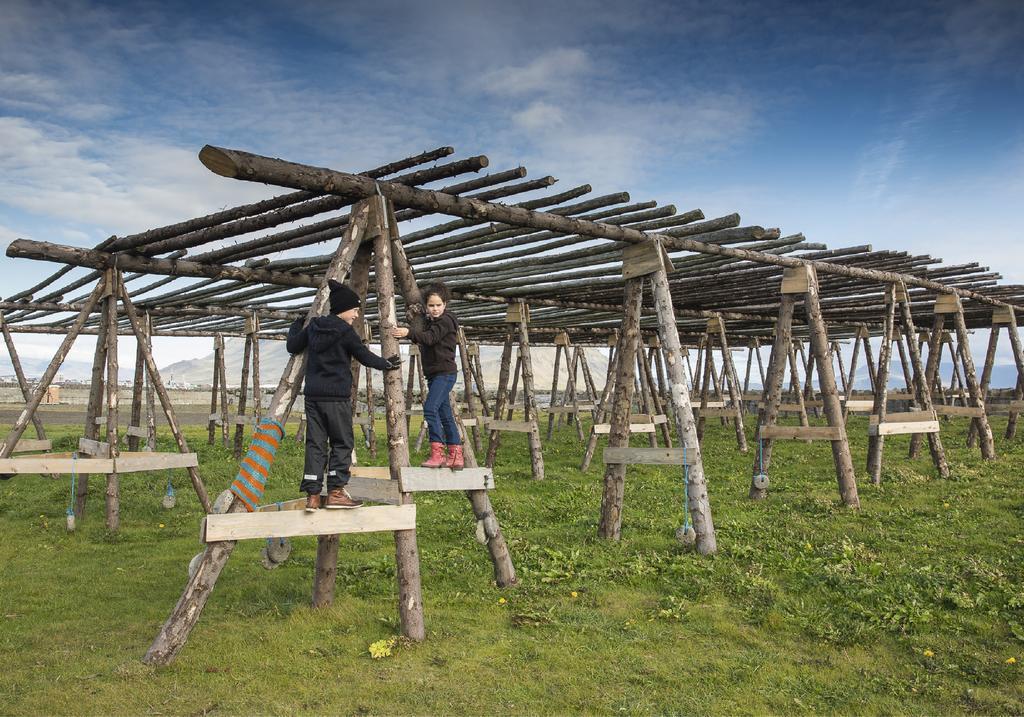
[409,312,459,377]
[287,315,388,401]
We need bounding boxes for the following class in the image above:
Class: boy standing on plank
[287,280,401,511]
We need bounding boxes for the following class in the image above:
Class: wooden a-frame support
[598,239,716,553]
[144,195,516,666]
[749,265,859,508]
[966,307,1024,446]
[0,271,212,526]
[694,315,747,452]
[865,283,950,483]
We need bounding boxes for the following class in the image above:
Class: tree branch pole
[196,145,1021,309]
[0,314,48,440]
[142,202,372,666]
[371,196,426,640]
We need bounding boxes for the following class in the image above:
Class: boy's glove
[383,355,402,371]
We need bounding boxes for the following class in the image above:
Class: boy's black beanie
[328,280,360,314]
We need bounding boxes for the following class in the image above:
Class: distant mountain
[158,337,611,395]
[0,355,95,382]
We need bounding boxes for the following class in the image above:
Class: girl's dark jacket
[409,312,459,377]
[287,316,388,401]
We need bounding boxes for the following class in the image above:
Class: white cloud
[478,48,591,96]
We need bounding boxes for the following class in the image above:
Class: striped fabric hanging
[230,418,286,511]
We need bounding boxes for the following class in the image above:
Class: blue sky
[1,0,1022,370]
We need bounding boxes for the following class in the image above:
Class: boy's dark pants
[300,399,353,495]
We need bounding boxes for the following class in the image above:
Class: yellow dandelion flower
[1007,657,1017,665]
[498,597,506,604]
[571,591,578,599]
[923,649,934,657]
[159,523,165,528]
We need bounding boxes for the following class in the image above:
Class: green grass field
[1,416,1022,715]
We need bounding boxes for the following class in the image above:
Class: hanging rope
[65,453,78,531]
[682,443,692,532]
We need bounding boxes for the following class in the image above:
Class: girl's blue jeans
[423,372,462,445]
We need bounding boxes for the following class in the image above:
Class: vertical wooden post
[598,278,642,540]
[470,343,489,418]
[250,313,262,422]
[143,201,372,667]
[896,283,950,478]
[841,326,865,421]
[786,341,811,439]
[144,314,157,451]
[128,326,145,452]
[1002,308,1024,439]
[545,341,564,440]
[749,294,797,500]
[103,269,121,532]
[456,327,482,453]
[967,324,999,449]
[634,348,659,448]
[950,303,995,458]
[207,336,219,445]
[233,329,253,460]
[77,302,108,518]
[516,304,545,480]
[371,197,425,640]
[485,333,514,468]
[804,267,859,508]
[714,316,748,452]
[866,286,896,484]
[0,314,48,440]
[580,336,619,472]
[649,268,717,554]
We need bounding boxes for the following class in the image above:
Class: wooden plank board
[781,265,812,293]
[602,447,694,465]
[869,410,936,425]
[126,425,150,437]
[934,294,961,313]
[115,452,198,472]
[1009,400,1024,411]
[345,476,401,505]
[545,406,582,414]
[78,438,110,457]
[203,504,416,542]
[700,401,726,409]
[460,418,479,427]
[991,307,1014,324]
[844,400,875,411]
[593,423,656,435]
[622,239,673,279]
[759,425,843,441]
[934,404,986,417]
[696,407,738,418]
[869,420,941,436]
[350,466,392,480]
[486,419,536,433]
[399,466,494,492]
[352,415,372,427]
[12,439,52,453]
[0,456,113,474]
[887,392,915,400]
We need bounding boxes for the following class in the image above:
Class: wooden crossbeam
[869,410,936,425]
[869,420,941,436]
[844,400,875,411]
[759,425,843,441]
[202,504,416,542]
[696,407,737,418]
[0,451,198,474]
[398,467,494,492]
[125,425,150,438]
[593,423,656,434]
[484,419,536,433]
[11,439,52,453]
[602,447,695,465]
[933,404,986,417]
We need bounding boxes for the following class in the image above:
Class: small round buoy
[675,525,697,547]
[752,473,770,491]
[66,512,76,532]
[161,493,177,510]
[260,546,281,570]
[187,552,203,580]
[474,519,488,545]
[265,538,292,564]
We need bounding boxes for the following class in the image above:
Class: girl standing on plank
[391,282,464,470]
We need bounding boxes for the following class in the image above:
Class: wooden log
[866,285,896,484]
[869,410,938,424]
[204,504,416,542]
[485,334,514,467]
[103,272,121,531]
[750,294,796,500]
[593,423,657,434]
[602,447,695,465]
[0,280,106,464]
[398,467,494,492]
[545,343,563,440]
[934,404,986,417]
[195,145,1013,307]
[143,203,372,667]
[77,305,108,518]
[952,306,995,458]
[869,421,941,436]
[117,276,212,512]
[967,323,999,449]
[233,333,253,459]
[0,315,48,441]
[713,315,747,452]
[515,305,545,480]
[1004,308,1024,439]
[895,282,950,478]
[599,278,642,540]
[128,323,145,452]
[11,439,52,452]
[371,197,425,641]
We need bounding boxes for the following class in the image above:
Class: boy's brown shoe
[305,493,322,512]
[325,488,363,510]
